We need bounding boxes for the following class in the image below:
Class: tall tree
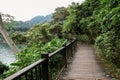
[52,7,69,24]
[0,13,18,32]
[63,2,81,34]
[0,12,14,22]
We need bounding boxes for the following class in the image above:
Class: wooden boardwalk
[60,43,110,80]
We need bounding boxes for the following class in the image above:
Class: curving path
[60,42,111,80]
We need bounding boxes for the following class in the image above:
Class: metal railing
[5,39,77,80]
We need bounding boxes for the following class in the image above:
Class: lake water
[0,43,16,65]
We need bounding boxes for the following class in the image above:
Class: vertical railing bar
[69,45,71,58]
[38,64,42,80]
[19,77,21,80]
[71,43,73,58]
[64,45,67,68]
[50,58,53,80]
[68,45,70,59]
[66,45,68,60]
[30,70,33,80]
[25,73,28,80]
[35,66,38,80]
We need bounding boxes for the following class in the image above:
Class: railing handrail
[49,40,75,58]
[5,39,77,80]
[5,58,46,80]
[49,47,65,58]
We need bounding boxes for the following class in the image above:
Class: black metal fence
[5,40,77,80]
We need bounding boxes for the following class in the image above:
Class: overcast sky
[0,0,84,21]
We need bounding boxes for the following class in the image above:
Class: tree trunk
[0,15,18,54]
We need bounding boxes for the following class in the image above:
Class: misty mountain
[17,14,52,28]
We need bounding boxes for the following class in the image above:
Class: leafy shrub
[95,31,120,78]
[0,62,9,75]
[10,31,27,44]
[1,37,66,79]
[26,23,51,43]
[77,34,90,43]
[95,31,115,60]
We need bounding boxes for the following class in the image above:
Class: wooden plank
[0,14,18,54]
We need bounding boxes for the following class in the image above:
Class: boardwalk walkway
[60,42,110,80]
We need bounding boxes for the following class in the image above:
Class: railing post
[41,53,50,80]
[72,40,76,55]
[71,43,73,57]
[70,39,77,58]
[71,43,72,57]
[63,44,67,68]
[65,45,67,68]
[75,39,77,52]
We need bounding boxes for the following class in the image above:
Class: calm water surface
[0,43,16,65]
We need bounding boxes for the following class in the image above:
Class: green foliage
[80,16,101,40]
[49,22,62,36]
[90,0,120,78]
[95,31,115,60]
[26,23,51,43]
[0,37,66,79]
[11,23,52,45]
[4,21,19,32]
[63,3,81,34]
[2,0,120,78]
[77,34,90,43]
[10,31,27,44]
[0,62,9,75]
[62,0,120,78]
[1,5,68,80]
[63,0,100,40]
[81,0,100,17]
[52,7,69,24]
[0,13,67,79]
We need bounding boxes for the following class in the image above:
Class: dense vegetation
[1,0,120,79]
[0,11,66,79]
[0,62,9,75]
[0,22,66,79]
[0,37,66,79]
[63,0,120,78]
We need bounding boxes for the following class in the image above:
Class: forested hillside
[0,13,52,33]
[17,14,52,29]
